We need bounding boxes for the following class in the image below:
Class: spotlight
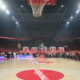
[16,21,19,25]
[65,21,70,27]
[21,5,23,8]
[6,10,10,15]
[67,21,70,25]
[1,4,6,10]
[76,10,80,14]
[70,16,74,20]
[12,16,17,21]
[61,5,64,8]
[0,0,2,5]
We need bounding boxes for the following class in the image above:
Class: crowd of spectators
[0,51,16,58]
[32,51,80,61]
[0,50,80,61]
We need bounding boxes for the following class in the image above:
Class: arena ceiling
[0,0,80,41]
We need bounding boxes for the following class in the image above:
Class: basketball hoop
[29,0,49,17]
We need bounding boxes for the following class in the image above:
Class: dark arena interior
[0,0,80,80]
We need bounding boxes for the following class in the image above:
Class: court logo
[16,69,64,80]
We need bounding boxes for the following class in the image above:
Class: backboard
[28,0,56,5]
[27,0,56,17]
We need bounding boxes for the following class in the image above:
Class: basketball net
[29,0,48,17]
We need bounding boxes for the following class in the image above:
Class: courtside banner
[31,47,37,52]
[23,47,29,53]
[50,47,56,53]
[59,47,64,53]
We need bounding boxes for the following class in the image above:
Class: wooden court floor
[0,58,80,80]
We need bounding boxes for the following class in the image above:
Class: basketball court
[0,58,80,80]
[0,0,80,80]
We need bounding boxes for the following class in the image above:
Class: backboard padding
[28,0,56,5]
